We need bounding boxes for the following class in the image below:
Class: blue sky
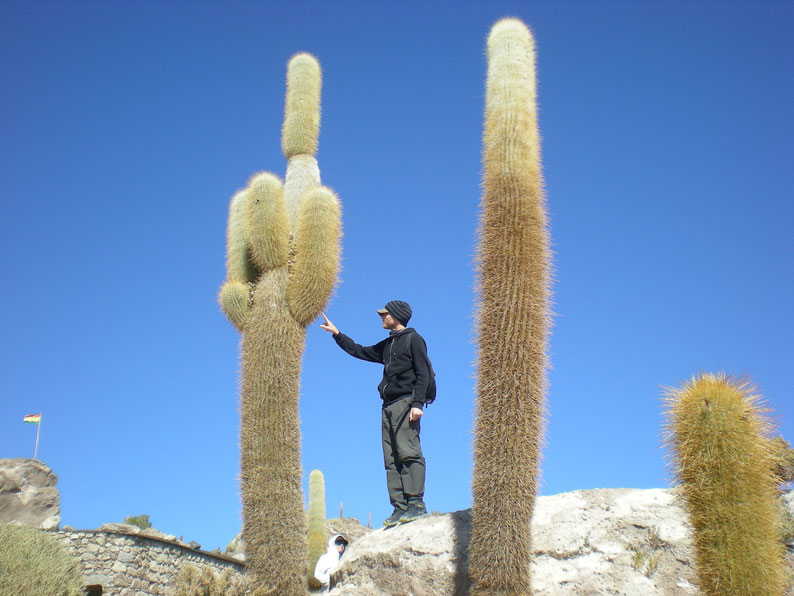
[1,1,791,551]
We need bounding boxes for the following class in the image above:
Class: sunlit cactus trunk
[664,373,785,595]
[220,53,342,595]
[469,18,551,595]
[306,469,327,589]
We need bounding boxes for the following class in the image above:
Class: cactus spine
[663,373,785,595]
[219,53,342,595]
[306,470,327,589]
[469,18,551,595]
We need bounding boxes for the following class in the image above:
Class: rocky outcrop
[0,458,60,530]
[329,488,794,595]
[327,517,372,544]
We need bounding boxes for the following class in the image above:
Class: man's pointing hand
[319,313,339,336]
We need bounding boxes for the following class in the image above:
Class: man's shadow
[451,509,472,596]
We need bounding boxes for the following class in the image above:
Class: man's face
[380,312,400,330]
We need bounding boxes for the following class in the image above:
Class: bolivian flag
[23,414,41,424]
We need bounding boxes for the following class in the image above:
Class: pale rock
[100,522,140,534]
[139,527,176,541]
[329,488,794,595]
[118,550,135,563]
[111,560,126,573]
[327,516,373,543]
[0,458,60,529]
[226,531,246,561]
[85,574,113,586]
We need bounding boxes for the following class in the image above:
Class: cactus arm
[219,281,251,332]
[225,189,258,283]
[286,187,341,326]
[281,53,322,227]
[283,154,321,231]
[281,53,321,160]
[246,172,289,272]
[220,189,257,331]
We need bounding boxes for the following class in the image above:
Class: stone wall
[52,528,246,596]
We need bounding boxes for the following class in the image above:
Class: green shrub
[0,522,84,596]
[170,564,251,596]
[124,514,152,529]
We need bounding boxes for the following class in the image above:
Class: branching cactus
[306,469,327,589]
[469,18,551,595]
[219,53,342,595]
[663,373,785,595]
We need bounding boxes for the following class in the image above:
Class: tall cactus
[306,469,327,589]
[663,373,785,595]
[219,53,342,595]
[469,18,551,595]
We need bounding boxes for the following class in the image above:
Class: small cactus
[663,372,786,595]
[307,470,327,589]
[469,17,551,596]
[219,53,342,595]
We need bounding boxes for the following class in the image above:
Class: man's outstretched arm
[320,313,385,363]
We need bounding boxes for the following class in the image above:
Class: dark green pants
[381,395,426,510]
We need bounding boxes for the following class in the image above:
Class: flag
[23,414,41,424]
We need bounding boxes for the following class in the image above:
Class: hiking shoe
[399,503,428,523]
[383,507,406,527]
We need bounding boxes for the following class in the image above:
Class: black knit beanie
[379,300,412,325]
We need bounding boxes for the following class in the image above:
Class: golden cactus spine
[219,53,342,595]
[469,18,551,595]
[306,470,327,589]
[663,373,785,595]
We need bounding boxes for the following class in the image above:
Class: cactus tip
[488,17,534,51]
[247,171,283,189]
[288,52,321,73]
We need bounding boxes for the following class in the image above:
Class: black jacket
[333,327,431,409]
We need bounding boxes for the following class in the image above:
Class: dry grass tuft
[170,564,251,596]
[0,523,84,596]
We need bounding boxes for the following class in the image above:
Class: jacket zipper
[384,332,400,397]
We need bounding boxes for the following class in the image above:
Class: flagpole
[34,413,41,460]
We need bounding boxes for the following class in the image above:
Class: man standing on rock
[320,300,433,527]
